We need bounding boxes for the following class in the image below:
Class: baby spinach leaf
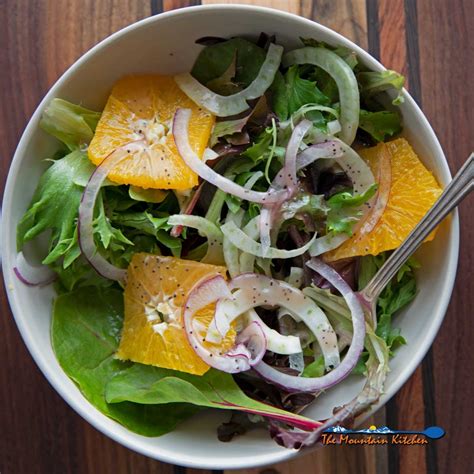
[52,287,200,436]
[105,364,320,430]
[192,37,267,87]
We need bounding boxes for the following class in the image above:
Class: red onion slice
[183,275,267,373]
[173,109,285,204]
[13,251,56,287]
[208,273,340,370]
[78,144,144,281]
[253,259,366,393]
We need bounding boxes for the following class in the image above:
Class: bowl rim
[1,3,460,470]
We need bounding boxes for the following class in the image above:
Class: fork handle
[360,152,474,304]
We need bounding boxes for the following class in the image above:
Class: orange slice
[116,254,234,375]
[88,75,215,190]
[325,138,442,261]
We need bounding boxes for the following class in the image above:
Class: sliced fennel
[167,215,224,265]
[175,43,284,117]
[283,47,360,145]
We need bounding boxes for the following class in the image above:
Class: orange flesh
[116,254,234,376]
[88,75,215,190]
[325,138,443,261]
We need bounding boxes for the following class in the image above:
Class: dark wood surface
[0,1,472,473]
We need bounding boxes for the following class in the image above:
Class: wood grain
[418,1,474,473]
[0,0,473,473]
[377,0,408,79]
[307,0,368,50]
[0,1,171,473]
[202,0,302,14]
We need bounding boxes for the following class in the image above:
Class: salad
[15,34,442,448]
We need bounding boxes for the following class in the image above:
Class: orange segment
[325,138,442,261]
[117,254,234,375]
[88,75,215,190]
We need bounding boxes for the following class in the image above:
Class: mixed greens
[15,34,426,449]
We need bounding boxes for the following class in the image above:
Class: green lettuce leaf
[326,185,377,236]
[40,98,101,151]
[16,151,139,289]
[302,355,325,378]
[358,253,419,351]
[326,184,377,209]
[357,70,405,106]
[52,287,199,436]
[272,65,330,121]
[359,110,402,142]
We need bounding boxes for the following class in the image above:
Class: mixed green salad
[15,34,441,449]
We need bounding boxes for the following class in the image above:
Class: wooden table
[1,1,472,473]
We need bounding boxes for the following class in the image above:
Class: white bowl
[1,4,459,470]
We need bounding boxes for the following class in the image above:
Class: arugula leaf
[51,256,113,293]
[272,65,330,121]
[357,70,405,105]
[326,210,359,235]
[359,110,402,142]
[52,287,199,436]
[210,114,251,147]
[111,211,170,236]
[40,98,101,151]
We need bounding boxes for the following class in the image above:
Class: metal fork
[358,153,474,326]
